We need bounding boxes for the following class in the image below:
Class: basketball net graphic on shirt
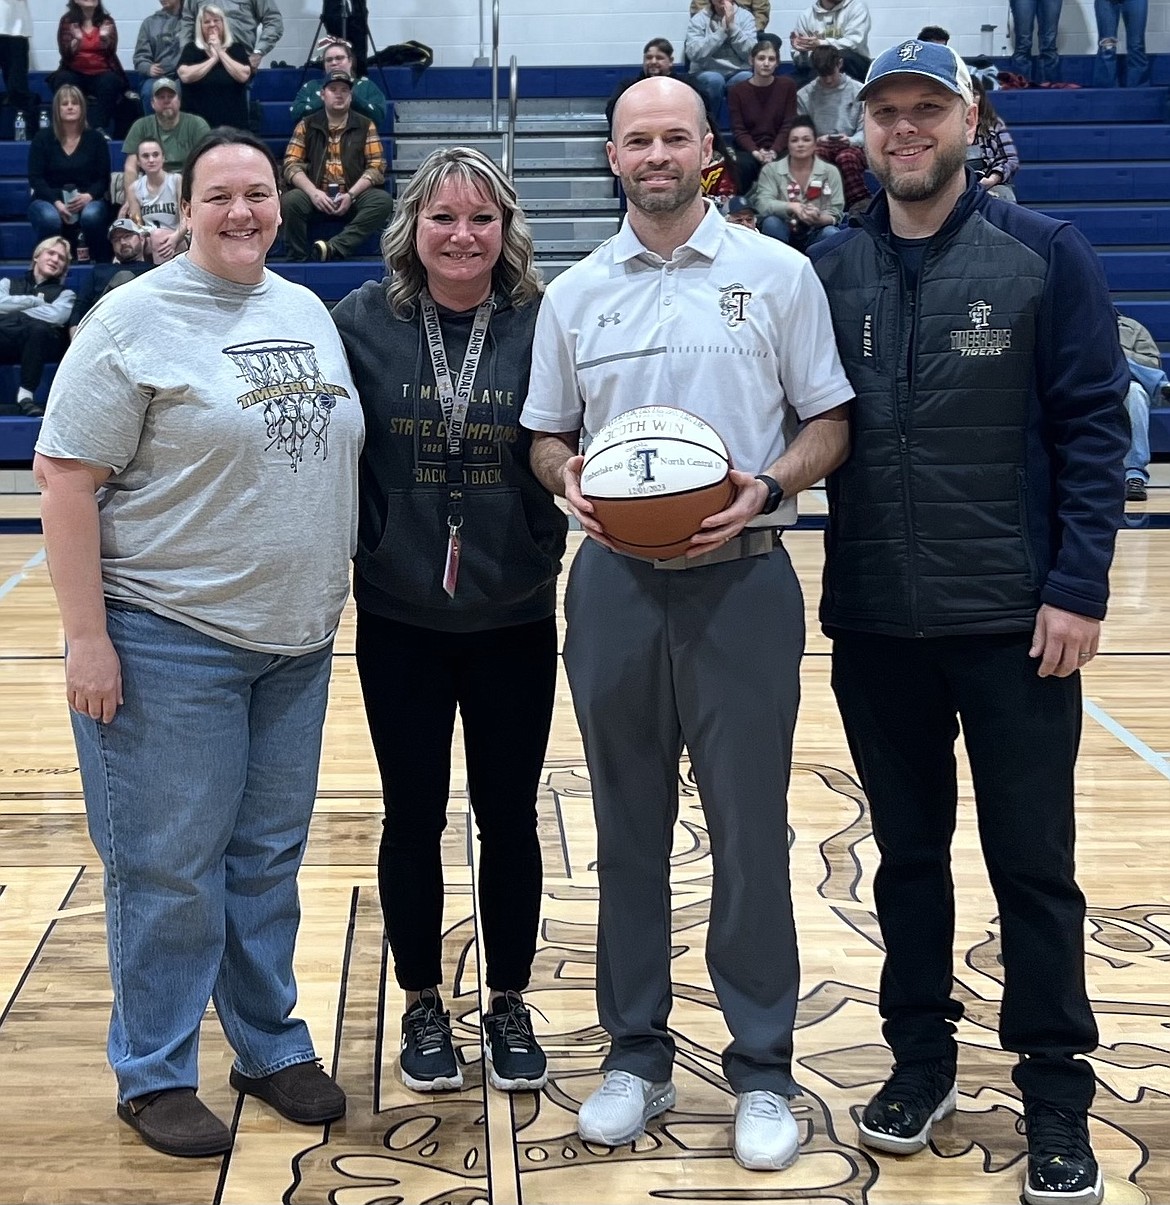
[224,340,351,471]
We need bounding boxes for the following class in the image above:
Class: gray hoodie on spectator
[134,5,183,77]
[685,5,758,79]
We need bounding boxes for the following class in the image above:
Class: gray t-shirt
[37,255,364,655]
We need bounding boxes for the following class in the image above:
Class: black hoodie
[332,278,567,632]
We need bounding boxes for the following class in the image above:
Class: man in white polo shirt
[522,74,852,1172]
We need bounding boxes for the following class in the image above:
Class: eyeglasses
[865,98,963,129]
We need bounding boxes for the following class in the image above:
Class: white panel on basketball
[581,407,730,499]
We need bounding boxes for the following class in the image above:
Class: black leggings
[355,610,557,993]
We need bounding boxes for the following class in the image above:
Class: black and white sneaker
[857,1057,957,1154]
[483,991,548,1091]
[400,989,463,1091]
[1019,1102,1104,1205]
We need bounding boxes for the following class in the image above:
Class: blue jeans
[71,604,334,1102]
[759,215,844,252]
[1010,0,1064,82]
[1092,0,1149,87]
[28,197,109,260]
[1124,361,1168,481]
[691,69,751,120]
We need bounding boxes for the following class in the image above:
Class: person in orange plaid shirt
[280,68,393,261]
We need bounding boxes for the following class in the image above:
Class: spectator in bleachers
[0,0,35,134]
[685,0,757,118]
[725,194,759,228]
[1009,0,1064,84]
[126,138,186,261]
[0,236,74,418]
[28,85,111,260]
[917,26,950,44]
[1093,0,1149,88]
[280,69,392,262]
[700,117,740,205]
[797,45,869,212]
[50,0,130,136]
[133,0,183,113]
[121,80,209,214]
[322,0,367,77]
[178,0,282,72]
[728,40,797,195]
[1117,311,1167,502]
[969,78,1020,201]
[68,218,155,338]
[290,36,386,128]
[605,39,676,129]
[789,0,871,84]
[177,4,252,131]
[689,0,770,32]
[752,116,844,250]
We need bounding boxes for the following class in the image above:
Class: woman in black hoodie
[331,147,566,1098]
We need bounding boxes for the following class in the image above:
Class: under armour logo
[597,311,621,327]
[898,40,923,61]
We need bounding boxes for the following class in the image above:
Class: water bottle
[77,231,90,264]
[14,112,25,142]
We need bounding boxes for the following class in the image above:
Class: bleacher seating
[1,57,1168,464]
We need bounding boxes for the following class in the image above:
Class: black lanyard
[419,289,495,596]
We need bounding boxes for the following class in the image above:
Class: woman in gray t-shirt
[34,129,363,1160]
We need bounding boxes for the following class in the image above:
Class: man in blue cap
[810,38,1127,1205]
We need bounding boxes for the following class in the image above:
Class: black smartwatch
[754,474,784,515]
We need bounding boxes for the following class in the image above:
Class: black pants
[830,629,1098,1110]
[0,35,32,121]
[0,315,66,392]
[323,0,369,77]
[50,68,124,133]
[355,610,557,994]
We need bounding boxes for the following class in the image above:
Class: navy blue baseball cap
[858,39,974,105]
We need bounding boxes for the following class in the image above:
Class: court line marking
[0,548,45,602]
[1084,697,1170,781]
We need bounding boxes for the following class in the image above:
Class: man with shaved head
[522,74,852,1170]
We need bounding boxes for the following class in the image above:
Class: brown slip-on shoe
[116,1088,232,1158]
[230,1060,346,1124]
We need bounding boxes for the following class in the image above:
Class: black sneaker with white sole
[400,988,463,1091]
[857,1057,957,1154]
[483,991,548,1091]
[1019,1102,1104,1205]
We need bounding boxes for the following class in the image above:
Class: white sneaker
[733,1090,800,1170]
[577,1070,676,1146]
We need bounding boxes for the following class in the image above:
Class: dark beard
[622,168,702,216]
[873,139,968,203]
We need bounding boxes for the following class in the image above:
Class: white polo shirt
[521,202,853,527]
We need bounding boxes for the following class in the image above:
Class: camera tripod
[298,0,390,94]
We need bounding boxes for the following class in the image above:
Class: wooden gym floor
[0,481,1168,1205]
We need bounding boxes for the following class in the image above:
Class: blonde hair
[193,4,235,51]
[381,147,543,319]
[51,85,88,142]
[32,237,72,275]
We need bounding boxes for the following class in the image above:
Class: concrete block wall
[26,0,1170,74]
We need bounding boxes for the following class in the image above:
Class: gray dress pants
[563,538,804,1094]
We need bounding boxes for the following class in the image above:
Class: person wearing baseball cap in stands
[281,67,392,261]
[68,218,156,339]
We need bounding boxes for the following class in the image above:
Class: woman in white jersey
[128,136,186,261]
[33,129,363,1160]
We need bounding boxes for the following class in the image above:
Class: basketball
[580,406,735,560]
